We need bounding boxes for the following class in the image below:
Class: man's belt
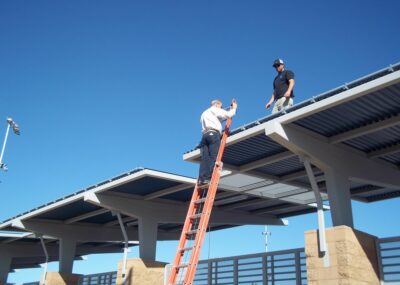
[203,128,220,134]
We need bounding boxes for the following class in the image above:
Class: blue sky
[0,0,399,283]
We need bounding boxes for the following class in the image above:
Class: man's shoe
[198,179,210,186]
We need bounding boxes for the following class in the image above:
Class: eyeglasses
[274,64,281,68]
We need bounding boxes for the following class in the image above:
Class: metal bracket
[300,155,330,267]
[38,235,49,285]
[116,212,129,284]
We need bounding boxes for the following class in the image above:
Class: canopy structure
[1,167,312,281]
[0,231,137,282]
[184,62,400,228]
[1,63,399,282]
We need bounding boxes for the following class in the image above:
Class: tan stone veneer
[44,272,82,285]
[305,225,380,285]
[116,258,167,285]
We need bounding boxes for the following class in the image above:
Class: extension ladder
[168,115,233,285]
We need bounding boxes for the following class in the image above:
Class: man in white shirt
[198,99,238,184]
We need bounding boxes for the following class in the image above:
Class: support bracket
[116,212,130,284]
[38,235,49,285]
[300,155,330,267]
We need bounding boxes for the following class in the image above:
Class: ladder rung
[175,263,189,269]
[197,183,210,189]
[194,198,207,205]
[186,229,199,236]
[190,213,202,220]
[179,246,194,253]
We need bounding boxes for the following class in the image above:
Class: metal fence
[78,271,117,285]
[377,236,400,284]
[22,235,400,285]
[166,247,307,285]
[22,249,307,285]
[21,272,118,285]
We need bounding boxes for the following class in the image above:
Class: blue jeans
[198,131,221,182]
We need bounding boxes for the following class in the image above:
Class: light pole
[262,225,272,252]
[0,117,20,171]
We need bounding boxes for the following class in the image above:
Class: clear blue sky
[0,0,399,283]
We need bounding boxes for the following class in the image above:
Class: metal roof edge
[0,167,199,228]
[0,167,147,225]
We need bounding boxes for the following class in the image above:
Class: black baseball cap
[272,59,284,67]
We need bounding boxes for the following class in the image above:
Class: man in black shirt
[265,59,295,113]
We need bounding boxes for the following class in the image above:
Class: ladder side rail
[168,186,202,284]
[183,170,222,284]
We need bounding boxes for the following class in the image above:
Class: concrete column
[0,254,11,284]
[59,238,76,273]
[325,169,353,228]
[138,217,158,261]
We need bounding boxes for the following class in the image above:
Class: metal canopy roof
[0,168,320,242]
[0,232,135,271]
[1,168,321,272]
[184,63,400,203]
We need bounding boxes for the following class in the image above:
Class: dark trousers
[198,131,221,182]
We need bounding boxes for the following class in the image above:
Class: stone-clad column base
[45,272,82,285]
[305,225,380,285]
[116,258,166,285]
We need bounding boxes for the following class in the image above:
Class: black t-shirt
[273,69,295,99]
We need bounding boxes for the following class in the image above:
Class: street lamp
[0,117,20,171]
[262,225,272,252]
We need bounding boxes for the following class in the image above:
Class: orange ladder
[168,116,233,285]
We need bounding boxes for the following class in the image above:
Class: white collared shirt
[200,106,236,133]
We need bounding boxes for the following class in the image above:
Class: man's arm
[284,70,295,98]
[284,79,295,98]
[265,93,275,109]
[215,102,238,119]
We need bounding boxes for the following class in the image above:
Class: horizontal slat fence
[79,271,117,285]
[377,236,400,284]
[165,247,307,285]
[23,235,400,285]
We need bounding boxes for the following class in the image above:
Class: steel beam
[64,208,109,224]
[265,122,400,189]
[84,192,286,226]
[329,114,400,144]
[143,183,193,200]
[367,143,400,159]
